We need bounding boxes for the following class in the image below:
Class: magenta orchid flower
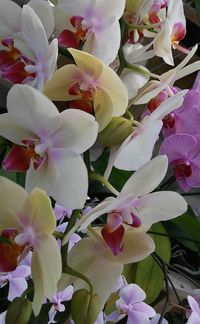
[54,0,125,64]
[0,84,98,209]
[0,2,57,90]
[160,134,200,191]
[108,284,156,324]
[0,265,30,301]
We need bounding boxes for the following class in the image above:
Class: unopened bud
[71,289,100,324]
[100,116,132,147]
[6,297,32,324]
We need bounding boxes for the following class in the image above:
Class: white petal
[0,0,22,38]
[119,156,168,198]
[114,120,162,171]
[28,0,55,39]
[50,109,98,153]
[134,191,188,226]
[21,5,48,60]
[26,150,88,209]
[0,114,30,145]
[7,85,59,139]
[147,90,188,122]
[95,0,125,20]
[122,68,149,99]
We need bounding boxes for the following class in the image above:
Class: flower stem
[89,172,119,196]
[64,265,93,294]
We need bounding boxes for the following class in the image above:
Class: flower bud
[71,289,100,324]
[6,297,32,324]
[100,116,132,147]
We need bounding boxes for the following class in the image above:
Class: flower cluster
[0,0,199,323]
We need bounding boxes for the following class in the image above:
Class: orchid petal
[114,120,162,171]
[0,114,31,145]
[8,278,27,301]
[7,85,59,139]
[32,233,62,315]
[26,150,88,209]
[65,237,123,310]
[106,230,155,264]
[49,109,98,153]
[11,265,30,279]
[133,191,188,226]
[44,64,81,101]
[0,0,22,38]
[28,0,55,39]
[68,48,103,78]
[119,156,168,198]
[21,5,48,60]
[0,177,27,230]
[93,87,114,131]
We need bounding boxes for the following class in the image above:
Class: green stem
[53,231,65,240]
[61,209,81,270]
[126,63,159,79]
[64,266,93,294]
[89,172,119,196]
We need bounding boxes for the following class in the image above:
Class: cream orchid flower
[104,90,187,176]
[63,156,187,246]
[0,177,62,315]
[60,230,155,312]
[0,84,98,209]
[54,0,125,64]
[44,48,128,131]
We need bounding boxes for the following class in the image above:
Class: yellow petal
[44,64,81,101]
[0,177,27,230]
[98,64,128,117]
[31,233,62,315]
[68,48,103,79]
[29,188,56,234]
[93,88,114,131]
[105,229,155,264]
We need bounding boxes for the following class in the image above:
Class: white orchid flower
[104,90,187,177]
[54,0,125,64]
[0,85,98,209]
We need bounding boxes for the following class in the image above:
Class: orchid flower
[54,0,125,64]
[132,45,200,105]
[152,0,186,65]
[0,84,98,209]
[63,156,187,256]
[0,176,62,315]
[44,48,128,131]
[160,134,200,192]
[0,265,30,301]
[0,2,57,91]
[48,285,74,324]
[107,284,156,324]
[187,295,200,324]
[59,229,155,312]
[104,90,187,177]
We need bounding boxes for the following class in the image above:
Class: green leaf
[195,0,200,23]
[124,223,171,304]
[165,205,200,251]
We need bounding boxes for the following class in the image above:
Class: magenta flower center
[162,113,176,129]
[173,160,192,179]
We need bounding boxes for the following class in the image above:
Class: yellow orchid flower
[44,48,128,131]
[0,177,62,315]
